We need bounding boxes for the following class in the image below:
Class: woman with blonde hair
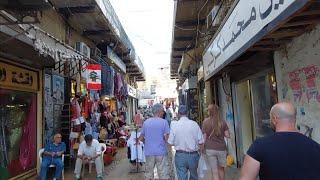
[202,104,230,180]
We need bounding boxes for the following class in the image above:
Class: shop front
[197,65,207,123]
[231,63,277,164]
[0,59,42,179]
[127,84,137,125]
[202,0,314,166]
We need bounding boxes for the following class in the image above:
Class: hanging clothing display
[19,97,36,170]
[71,97,81,120]
[100,59,115,96]
[127,130,145,163]
[100,59,108,96]
[81,95,92,119]
[106,66,115,96]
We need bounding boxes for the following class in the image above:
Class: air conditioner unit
[75,42,90,58]
[90,47,102,60]
[206,3,222,29]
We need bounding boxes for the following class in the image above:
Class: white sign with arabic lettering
[203,0,308,80]
[127,84,137,98]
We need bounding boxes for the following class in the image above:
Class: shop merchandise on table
[69,93,129,165]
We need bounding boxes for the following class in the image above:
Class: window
[0,89,37,178]
[251,73,277,138]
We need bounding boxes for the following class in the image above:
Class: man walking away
[138,103,170,180]
[165,106,173,127]
[239,102,320,180]
[168,105,204,180]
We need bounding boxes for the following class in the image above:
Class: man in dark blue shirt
[39,132,66,180]
[239,102,320,180]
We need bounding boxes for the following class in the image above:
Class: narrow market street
[63,148,145,180]
[1,0,320,180]
[61,147,239,180]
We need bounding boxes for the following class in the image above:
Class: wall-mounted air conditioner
[207,3,222,29]
[90,47,102,60]
[75,42,90,58]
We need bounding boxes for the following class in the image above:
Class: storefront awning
[170,0,217,79]
[49,0,145,81]
[0,24,55,69]
[203,0,312,81]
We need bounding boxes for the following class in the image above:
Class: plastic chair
[81,143,107,177]
[100,143,107,173]
[39,148,65,180]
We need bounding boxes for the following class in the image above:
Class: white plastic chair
[81,143,107,177]
[100,143,107,173]
[39,148,65,180]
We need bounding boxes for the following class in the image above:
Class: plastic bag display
[198,155,208,178]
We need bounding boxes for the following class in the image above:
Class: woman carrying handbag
[202,104,230,180]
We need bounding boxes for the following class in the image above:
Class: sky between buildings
[110,0,173,75]
[110,0,177,98]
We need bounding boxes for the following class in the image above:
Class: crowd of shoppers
[39,101,320,180]
[137,101,319,180]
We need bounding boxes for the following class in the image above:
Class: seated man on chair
[74,134,103,180]
[40,132,66,180]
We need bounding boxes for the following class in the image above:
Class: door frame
[232,80,255,166]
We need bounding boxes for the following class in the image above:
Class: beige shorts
[206,149,227,171]
[145,155,170,179]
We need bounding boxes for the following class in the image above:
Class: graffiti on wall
[288,65,320,103]
[297,123,314,138]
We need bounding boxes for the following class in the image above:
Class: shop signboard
[107,46,126,73]
[203,0,308,80]
[127,84,137,98]
[0,61,38,91]
[86,64,102,90]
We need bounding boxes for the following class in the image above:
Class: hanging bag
[198,154,208,178]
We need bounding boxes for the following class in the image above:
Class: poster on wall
[52,75,64,104]
[44,74,53,144]
[86,64,102,90]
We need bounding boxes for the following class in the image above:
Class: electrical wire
[195,0,209,49]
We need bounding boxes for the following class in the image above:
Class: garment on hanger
[127,131,145,163]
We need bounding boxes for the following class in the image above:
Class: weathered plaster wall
[218,78,237,166]
[38,9,95,48]
[274,24,320,143]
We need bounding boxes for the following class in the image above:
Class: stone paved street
[58,147,239,180]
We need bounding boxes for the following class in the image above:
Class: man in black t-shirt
[239,102,320,180]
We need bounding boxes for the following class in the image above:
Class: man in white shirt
[168,105,204,180]
[74,134,103,180]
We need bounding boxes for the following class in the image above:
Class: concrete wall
[217,78,237,166]
[38,9,95,48]
[274,24,320,143]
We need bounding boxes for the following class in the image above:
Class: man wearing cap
[168,105,204,180]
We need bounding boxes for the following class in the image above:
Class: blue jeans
[175,152,200,180]
[39,157,64,180]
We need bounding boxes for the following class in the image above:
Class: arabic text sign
[0,61,38,91]
[203,0,307,80]
[127,84,137,98]
[86,64,101,90]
